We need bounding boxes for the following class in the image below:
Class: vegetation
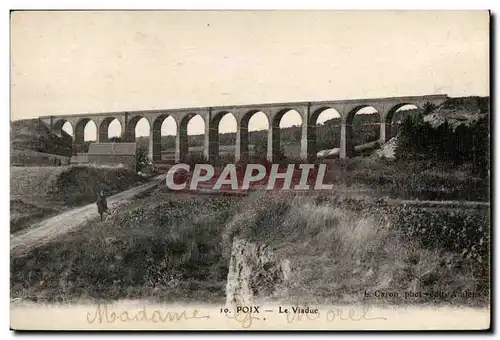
[11,194,238,303]
[9,96,491,307]
[224,193,489,306]
[396,114,489,177]
[10,119,73,157]
[11,191,489,306]
[135,147,155,175]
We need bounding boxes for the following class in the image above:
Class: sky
[11,10,489,139]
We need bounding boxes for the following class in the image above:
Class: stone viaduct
[39,94,448,163]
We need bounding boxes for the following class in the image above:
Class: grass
[10,199,60,234]
[11,190,489,307]
[11,148,71,167]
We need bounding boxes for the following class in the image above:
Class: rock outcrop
[373,136,398,159]
[225,238,290,307]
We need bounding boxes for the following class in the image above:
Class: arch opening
[125,116,145,142]
[152,115,177,163]
[99,117,122,143]
[178,114,205,162]
[53,119,73,138]
[61,121,73,137]
[310,107,342,158]
[273,109,302,160]
[211,111,237,161]
[386,103,420,138]
[240,110,269,161]
[52,120,74,155]
[345,106,381,156]
[74,118,97,153]
[108,119,122,140]
[84,121,97,142]
[132,117,151,154]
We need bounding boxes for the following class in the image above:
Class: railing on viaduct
[39,94,448,162]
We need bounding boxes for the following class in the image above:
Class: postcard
[10,9,491,331]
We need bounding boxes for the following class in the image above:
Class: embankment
[10,165,148,232]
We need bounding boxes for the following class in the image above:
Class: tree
[136,147,154,175]
[423,102,437,115]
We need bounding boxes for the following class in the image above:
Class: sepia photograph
[9,9,491,331]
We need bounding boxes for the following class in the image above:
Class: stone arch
[240,109,270,129]
[345,105,382,126]
[239,110,270,161]
[151,114,176,162]
[211,111,237,160]
[343,105,382,156]
[99,117,123,142]
[309,107,342,158]
[74,118,97,153]
[53,119,73,138]
[272,109,303,160]
[178,113,206,161]
[311,107,342,126]
[385,103,420,138]
[125,115,148,142]
[386,103,421,124]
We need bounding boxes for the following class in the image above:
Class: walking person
[96,190,108,222]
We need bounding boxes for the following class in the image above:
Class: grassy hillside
[10,119,73,157]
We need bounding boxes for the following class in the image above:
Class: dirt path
[10,174,167,258]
